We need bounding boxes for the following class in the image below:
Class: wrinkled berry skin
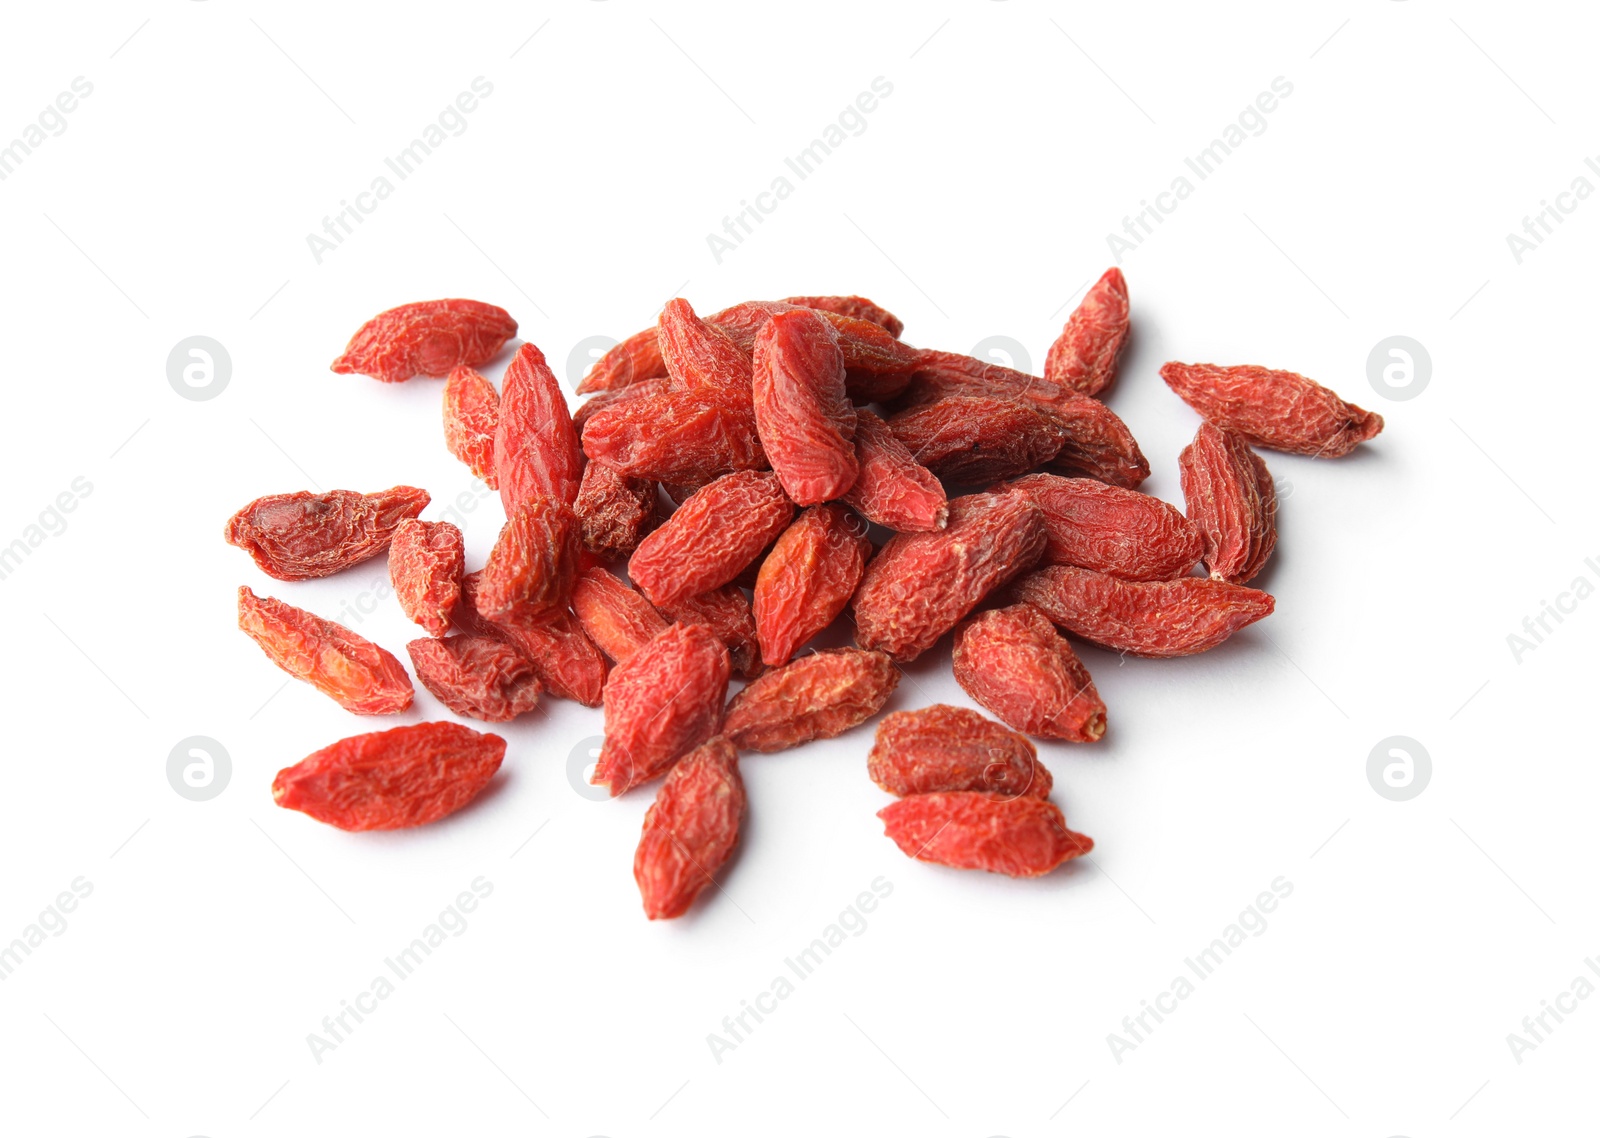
[634,736,745,920]
[844,409,948,534]
[888,396,1066,484]
[852,490,1047,662]
[780,294,903,339]
[1007,474,1201,581]
[1044,267,1129,397]
[659,298,753,395]
[723,648,898,753]
[331,299,517,384]
[237,586,413,715]
[572,567,668,665]
[389,519,465,637]
[478,498,581,624]
[752,309,858,506]
[573,461,658,561]
[458,570,609,707]
[407,636,541,722]
[753,504,872,666]
[575,326,667,395]
[953,604,1105,742]
[442,366,500,487]
[226,487,429,581]
[273,722,505,831]
[1161,362,1384,457]
[657,585,763,680]
[878,792,1093,878]
[868,704,1052,797]
[1178,421,1278,584]
[629,471,794,608]
[495,342,584,512]
[581,389,768,485]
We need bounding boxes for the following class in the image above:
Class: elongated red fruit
[753,503,872,666]
[273,722,505,830]
[952,604,1105,742]
[442,366,500,487]
[629,471,794,607]
[752,309,858,506]
[573,461,658,560]
[389,519,464,637]
[331,299,516,383]
[710,301,918,401]
[722,648,898,752]
[868,704,1051,797]
[406,636,541,722]
[225,487,429,581]
[1014,564,1274,657]
[659,298,752,395]
[1161,362,1384,457]
[1044,267,1129,397]
[888,396,1065,484]
[780,294,904,338]
[495,342,584,511]
[593,623,730,796]
[852,490,1046,662]
[657,585,763,679]
[478,498,581,623]
[571,566,668,665]
[1178,422,1277,583]
[1007,473,1201,581]
[581,389,767,485]
[575,326,667,395]
[634,736,745,920]
[878,792,1093,877]
[237,586,413,714]
[843,409,948,533]
[459,570,608,707]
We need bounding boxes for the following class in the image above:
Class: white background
[1,1,1595,1134]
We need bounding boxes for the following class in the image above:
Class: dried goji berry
[629,471,794,608]
[843,409,948,533]
[273,721,505,830]
[722,647,898,753]
[495,342,584,512]
[1007,473,1202,580]
[593,623,730,797]
[888,396,1066,484]
[580,388,767,485]
[442,365,500,488]
[781,294,904,339]
[710,300,918,402]
[1013,564,1275,657]
[659,298,753,395]
[952,604,1105,742]
[852,490,1046,662]
[225,486,429,581]
[573,461,658,561]
[237,586,413,714]
[571,566,668,665]
[331,299,517,384]
[1044,267,1129,397]
[753,503,872,666]
[388,519,464,637]
[460,571,610,707]
[575,326,667,395]
[1178,421,1278,584]
[406,636,541,722]
[478,497,581,623]
[634,736,745,919]
[657,584,763,679]
[573,377,672,432]
[752,309,858,506]
[868,704,1051,797]
[1160,362,1384,457]
[878,792,1092,877]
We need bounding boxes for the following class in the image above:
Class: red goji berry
[752,309,858,506]
[1007,473,1201,580]
[843,409,948,533]
[389,518,465,637]
[888,396,1066,484]
[634,736,745,919]
[1161,361,1384,457]
[753,503,872,666]
[629,471,794,608]
[225,486,429,581]
[659,298,753,396]
[952,604,1105,742]
[868,704,1052,798]
[656,584,763,679]
[406,636,542,722]
[460,571,610,707]
[581,388,768,485]
[331,299,517,384]
[571,566,668,665]
[1178,421,1278,584]
[237,586,413,714]
[575,326,667,395]
[878,792,1093,877]
[442,365,500,488]
[495,342,584,512]
[573,461,658,561]
[722,648,898,753]
[780,294,904,339]
[1043,267,1129,397]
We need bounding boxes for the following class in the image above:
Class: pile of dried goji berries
[228,275,1383,919]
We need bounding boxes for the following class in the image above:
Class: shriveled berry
[442,366,500,487]
[879,793,1092,878]
[1044,267,1129,397]
[1008,473,1201,580]
[868,704,1051,797]
[781,294,904,339]
[659,298,752,395]
[225,486,429,581]
[593,623,730,797]
[478,498,581,624]
[753,504,872,666]
[495,342,584,512]
[572,376,672,431]
[752,309,858,506]
[710,300,918,402]
[657,585,762,679]
[273,722,505,830]
[888,396,1066,484]
[581,388,767,485]
[843,409,948,533]
[237,586,413,715]
[1161,362,1384,457]
[852,490,1047,662]
[953,604,1105,742]
[1014,564,1275,657]
[331,299,516,384]
[634,736,745,920]
[575,326,667,395]
[571,566,668,665]
[406,636,541,722]
[389,519,464,637]
[629,471,794,608]
[574,461,658,560]
[722,648,898,753]
[1178,421,1278,584]
[460,570,608,707]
